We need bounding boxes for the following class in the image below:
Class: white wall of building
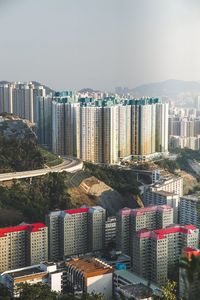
[87,273,113,299]
[49,272,63,293]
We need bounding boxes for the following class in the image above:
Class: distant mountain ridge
[1,79,200,97]
[78,88,102,93]
[79,80,200,97]
[131,79,200,97]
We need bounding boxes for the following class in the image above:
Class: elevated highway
[0,157,83,182]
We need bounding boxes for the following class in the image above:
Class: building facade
[65,258,113,299]
[0,82,46,123]
[116,205,173,256]
[180,194,200,236]
[1,262,64,297]
[46,206,106,261]
[0,84,13,114]
[105,216,116,248]
[52,92,79,156]
[132,225,199,285]
[36,95,52,149]
[143,190,180,223]
[144,176,183,202]
[0,223,48,273]
[0,84,169,165]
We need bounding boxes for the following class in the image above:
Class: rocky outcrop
[0,115,36,141]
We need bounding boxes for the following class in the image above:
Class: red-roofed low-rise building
[0,223,48,273]
[132,225,199,285]
[46,206,105,261]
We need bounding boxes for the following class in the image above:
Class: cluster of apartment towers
[1,82,200,298]
[0,82,168,164]
[169,106,200,150]
[1,174,200,296]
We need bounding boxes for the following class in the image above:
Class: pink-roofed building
[132,225,199,285]
[0,223,48,273]
[116,205,173,255]
[46,206,105,260]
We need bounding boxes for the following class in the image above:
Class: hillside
[0,115,62,172]
[155,148,200,194]
[131,79,200,97]
[0,173,73,225]
[0,116,44,173]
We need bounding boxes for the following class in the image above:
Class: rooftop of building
[0,223,46,238]
[131,205,172,216]
[101,254,131,266]
[51,95,161,107]
[106,216,117,222]
[88,206,105,213]
[48,210,62,216]
[1,262,66,281]
[118,207,133,216]
[118,283,153,299]
[151,190,178,197]
[41,262,55,267]
[48,206,105,217]
[151,175,182,188]
[119,205,172,216]
[64,207,89,215]
[66,258,113,277]
[114,269,161,297]
[3,266,44,279]
[137,225,197,240]
[181,193,200,202]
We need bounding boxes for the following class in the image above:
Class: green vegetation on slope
[156,148,200,176]
[0,134,63,173]
[39,147,63,167]
[0,173,72,225]
[84,162,139,195]
[171,148,200,161]
[155,159,179,174]
[0,134,45,173]
[0,115,63,172]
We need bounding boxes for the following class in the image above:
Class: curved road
[0,157,83,182]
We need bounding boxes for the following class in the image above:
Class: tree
[0,133,45,173]
[0,172,73,223]
[179,254,200,300]
[58,292,105,300]
[160,280,177,300]
[83,293,105,300]
[0,283,10,300]
[17,282,57,300]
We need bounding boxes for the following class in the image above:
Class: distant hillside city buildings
[169,102,200,150]
[1,82,200,299]
[0,82,169,164]
[2,82,200,163]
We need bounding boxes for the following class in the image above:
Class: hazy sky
[0,0,200,91]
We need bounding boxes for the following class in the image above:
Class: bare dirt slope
[68,173,139,216]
